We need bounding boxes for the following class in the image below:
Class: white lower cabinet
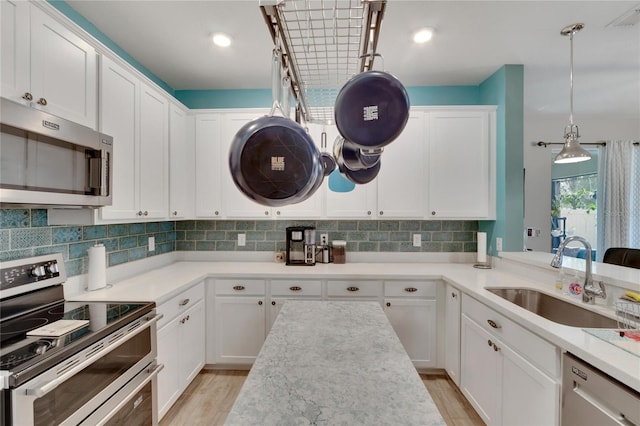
[213,279,266,365]
[157,282,205,420]
[383,281,437,369]
[444,284,461,385]
[460,295,560,425]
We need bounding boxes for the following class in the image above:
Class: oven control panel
[0,254,65,294]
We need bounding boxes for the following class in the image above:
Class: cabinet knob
[487,319,501,329]
[431,211,436,216]
[137,211,143,216]
[214,211,219,215]
[493,343,500,352]
[271,301,276,306]
[172,211,178,216]
[367,211,372,215]
[186,315,190,321]
[276,211,281,215]
[451,292,457,298]
[379,211,384,215]
[346,286,359,292]
[179,298,190,306]
[180,318,186,324]
[143,211,149,216]
[488,339,493,347]
[386,302,391,307]
[258,300,263,306]
[37,97,47,106]
[264,211,269,216]
[22,92,33,101]
[232,285,245,291]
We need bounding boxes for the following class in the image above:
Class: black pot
[229,116,323,207]
[334,70,410,148]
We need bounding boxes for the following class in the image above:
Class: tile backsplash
[0,209,479,277]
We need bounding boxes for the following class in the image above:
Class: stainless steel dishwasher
[562,353,640,426]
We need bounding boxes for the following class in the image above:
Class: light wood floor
[160,369,484,426]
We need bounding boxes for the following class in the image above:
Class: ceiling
[66,1,640,117]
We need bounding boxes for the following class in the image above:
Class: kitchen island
[224,300,445,425]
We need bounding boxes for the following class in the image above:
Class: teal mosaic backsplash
[1,210,479,277]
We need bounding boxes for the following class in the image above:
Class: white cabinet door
[444,285,461,386]
[157,319,181,420]
[220,112,272,218]
[29,5,97,128]
[99,56,139,220]
[179,300,205,386]
[1,0,30,101]
[376,111,426,218]
[427,110,494,219]
[500,343,559,426]
[139,82,169,218]
[195,114,223,218]
[460,314,501,425]
[384,298,436,368]
[169,103,194,219]
[215,296,266,364]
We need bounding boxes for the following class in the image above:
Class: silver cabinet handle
[37,97,47,106]
[233,285,245,291]
[179,298,190,306]
[22,92,33,101]
[404,287,418,293]
[289,286,302,292]
[347,286,359,292]
[487,319,501,329]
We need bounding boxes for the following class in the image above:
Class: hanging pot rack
[260,0,387,125]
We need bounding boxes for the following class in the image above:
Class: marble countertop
[224,301,445,426]
[66,255,640,393]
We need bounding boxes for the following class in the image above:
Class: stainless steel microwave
[0,97,113,208]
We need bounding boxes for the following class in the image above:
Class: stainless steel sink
[486,288,618,328]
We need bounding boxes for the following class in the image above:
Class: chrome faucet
[550,236,606,304]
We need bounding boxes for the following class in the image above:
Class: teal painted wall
[478,65,524,253]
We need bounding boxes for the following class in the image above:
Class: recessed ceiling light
[413,28,434,44]
[213,33,231,47]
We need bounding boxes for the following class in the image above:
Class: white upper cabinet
[426,109,496,219]
[1,2,97,128]
[169,103,194,219]
[194,113,223,218]
[99,56,139,221]
[376,111,426,218]
[138,82,169,219]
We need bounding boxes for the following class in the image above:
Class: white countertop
[67,258,640,393]
[224,301,445,425]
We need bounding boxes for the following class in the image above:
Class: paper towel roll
[477,232,487,263]
[88,243,107,291]
[89,304,107,331]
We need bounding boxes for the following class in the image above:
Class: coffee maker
[286,226,316,265]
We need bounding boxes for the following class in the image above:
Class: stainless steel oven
[1,254,161,425]
[0,97,113,208]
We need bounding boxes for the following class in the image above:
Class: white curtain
[597,140,640,259]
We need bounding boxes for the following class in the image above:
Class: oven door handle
[26,312,163,398]
[93,363,164,426]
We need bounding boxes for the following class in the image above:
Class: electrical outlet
[413,234,421,247]
[496,237,503,252]
[320,234,329,245]
[148,236,155,252]
[238,233,246,246]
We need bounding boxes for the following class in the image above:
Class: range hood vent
[260,0,387,125]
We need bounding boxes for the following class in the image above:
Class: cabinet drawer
[327,280,382,297]
[270,280,322,297]
[215,279,265,296]
[462,295,559,378]
[384,281,436,298]
[157,282,204,328]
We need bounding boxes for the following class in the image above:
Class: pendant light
[554,23,592,164]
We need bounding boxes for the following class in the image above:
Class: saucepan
[334,64,410,148]
[333,136,381,184]
[228,49,324,207]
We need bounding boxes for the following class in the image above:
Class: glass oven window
[32,329,151,426]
